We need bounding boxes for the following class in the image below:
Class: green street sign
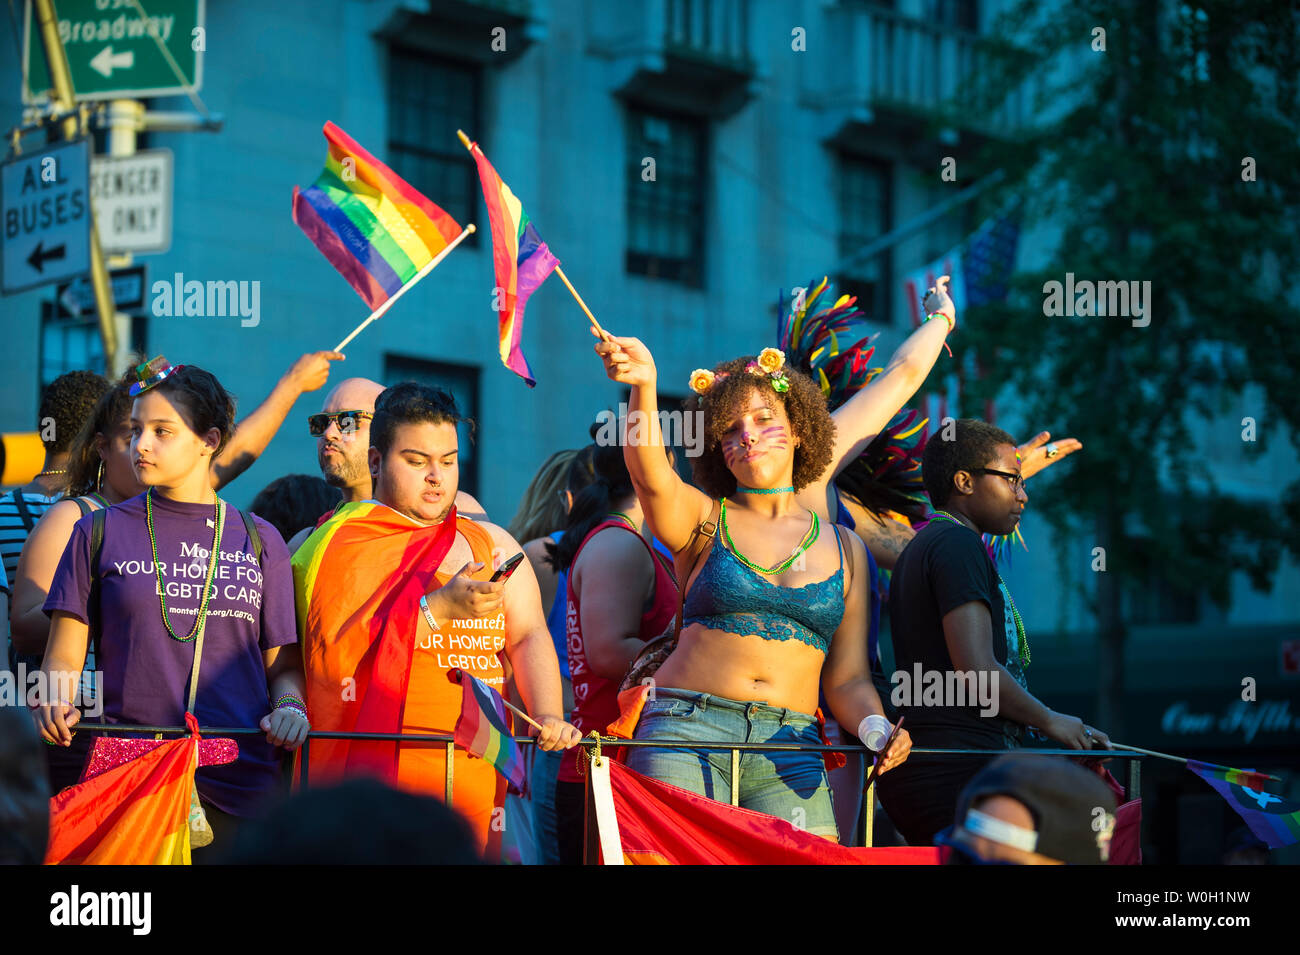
[23,0,204,103]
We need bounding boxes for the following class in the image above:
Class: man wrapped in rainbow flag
[292,382,580,853]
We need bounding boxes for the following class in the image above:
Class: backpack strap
[74,497,93,518]
[237,508,264,567]
[670,498,721,641]
[88,505,107,664]
[10,489,36,532]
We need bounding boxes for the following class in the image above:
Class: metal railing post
[444,741,455,805]
[730,747,740,806]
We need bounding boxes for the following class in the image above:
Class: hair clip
[130,355,184,396]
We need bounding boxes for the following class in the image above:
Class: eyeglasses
[969,467,1024,492]
[308,410,374,437]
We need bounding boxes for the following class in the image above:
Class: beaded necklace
[734,485,795,495]
[719,497,819,576]
[607,511,638,530]
[929,510,1030,669]
[146,487,224,643]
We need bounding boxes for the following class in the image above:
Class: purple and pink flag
[464,136,559,387]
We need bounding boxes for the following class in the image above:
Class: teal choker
[735,485,795,495]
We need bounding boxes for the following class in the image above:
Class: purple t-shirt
[45,492,297,817]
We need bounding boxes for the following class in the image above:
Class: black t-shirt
[888,520,1026,748]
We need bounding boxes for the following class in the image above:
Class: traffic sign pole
[32,0,120,376]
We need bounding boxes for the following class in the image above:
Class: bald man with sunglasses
[288,378,485,552]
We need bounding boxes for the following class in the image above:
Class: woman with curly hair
[591,315,943,837]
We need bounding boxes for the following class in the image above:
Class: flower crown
[689,348,789,396]
[130,355,184,396]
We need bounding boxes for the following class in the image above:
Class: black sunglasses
[969,467,1024,491]
[308,410,374,437]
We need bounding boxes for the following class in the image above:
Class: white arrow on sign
[90,46,135,78]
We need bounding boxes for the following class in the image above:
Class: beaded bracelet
[273,694,308,716]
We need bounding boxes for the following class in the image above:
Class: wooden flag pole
[1108,742,1281,782]
[499,696,545,733]
[455,129,607,339]
[554,265,607,338]
[333,223,477,353]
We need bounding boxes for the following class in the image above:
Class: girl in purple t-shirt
[33,359,309,835]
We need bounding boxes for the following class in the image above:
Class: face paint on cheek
[761,425,790,450]
[721,435,744,467]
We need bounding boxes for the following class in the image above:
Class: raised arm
[210,351,343,489]
[592,331,712,552]
[825,278,955,484]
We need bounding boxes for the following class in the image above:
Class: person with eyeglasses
[286,377,486,552]
[876,418,1111,848]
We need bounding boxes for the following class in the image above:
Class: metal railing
[72,723,1140,855]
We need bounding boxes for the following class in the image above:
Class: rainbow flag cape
[448,668,527,794]
[464,136,559,387]
[293,121,463,311]
[1187,760,1300,848]
[291,501,459,781]
[44,714,222,865]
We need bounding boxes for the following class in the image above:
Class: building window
[387,49,480,236]
[625,107,707,287]
[39,303,147,391]
[837,155,892,323]
[925,0,979,33]
[1123,540,1202,627]
[383,355,481,499]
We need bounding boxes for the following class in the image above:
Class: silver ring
[1084,727,1093,737]
[1045,443,1060,458]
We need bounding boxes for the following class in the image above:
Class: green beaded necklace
[607,511,638,529]
[734,485,795,495]
[929,510,1030,669]
[146,487,225,643]
[719,497,820,576]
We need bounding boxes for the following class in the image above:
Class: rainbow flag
[464,136,559,387]
[448,668,528,794]
[1187,760,1300,848]
[46,728,198,864]
[293,121,463,311]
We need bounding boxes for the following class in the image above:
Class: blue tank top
[545,530,571,680]
[682,513,846,655]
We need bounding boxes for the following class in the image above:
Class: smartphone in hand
[490,552,526,582]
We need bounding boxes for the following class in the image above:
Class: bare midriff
[651,623,827,715]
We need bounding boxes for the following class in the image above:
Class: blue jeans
[529,746,564,865]
[625,688,839,841]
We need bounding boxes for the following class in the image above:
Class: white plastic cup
[858,714,892,752]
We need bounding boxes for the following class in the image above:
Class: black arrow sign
[27,241,67,273]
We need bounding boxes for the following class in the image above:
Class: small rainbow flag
[1188,760,1300,848]
[448,668,528,795]
[293,122,463,311]
[464,135,558,387]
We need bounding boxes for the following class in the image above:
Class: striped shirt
[0,489,62,587]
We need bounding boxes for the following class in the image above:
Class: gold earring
[96,460,105,491]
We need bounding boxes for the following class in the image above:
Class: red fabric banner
[607,760,943,865]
